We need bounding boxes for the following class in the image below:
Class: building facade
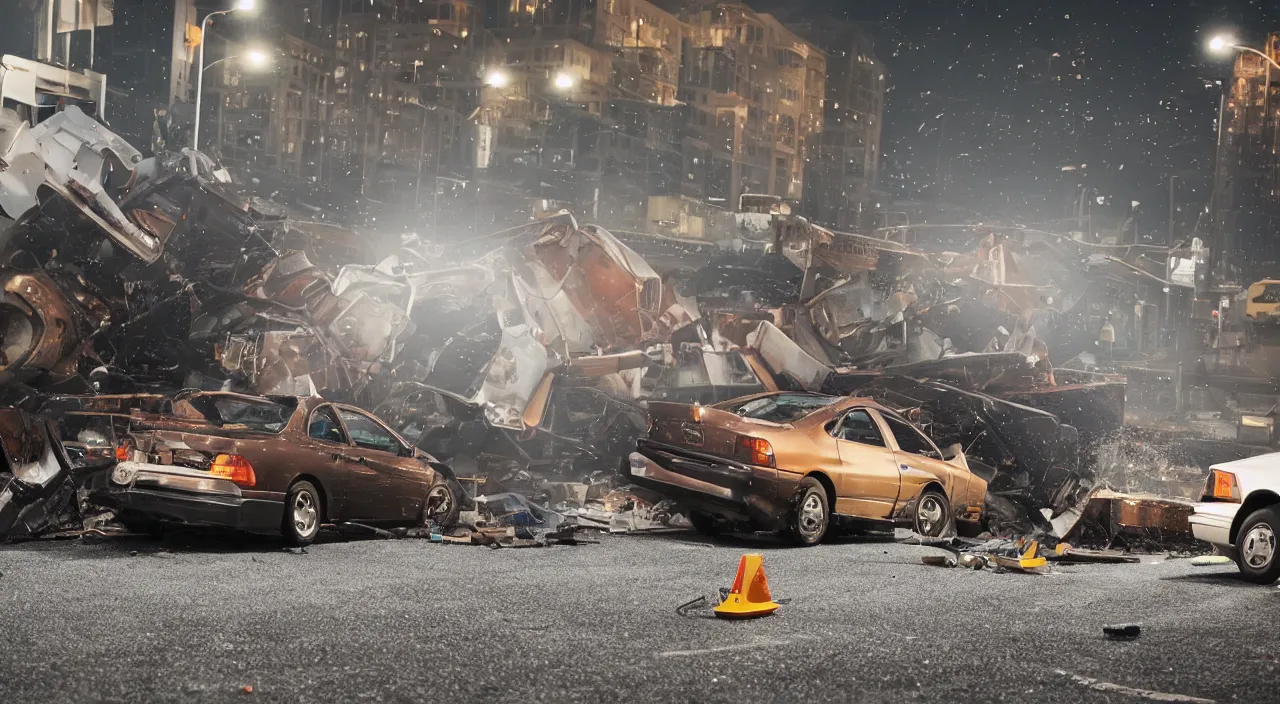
[673,1,825,207]
[1217,33,1280,283]
[791,19,884,231]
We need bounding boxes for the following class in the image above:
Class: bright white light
[245,49,270,68]
[235,0,257,11]
[1208,35,1235,55]
[485,70,509,88]
[553,72,574,90]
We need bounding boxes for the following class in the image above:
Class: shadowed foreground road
[1,531,1277,703]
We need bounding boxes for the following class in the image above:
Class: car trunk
[646,401,773,459]
[122,427,251,470]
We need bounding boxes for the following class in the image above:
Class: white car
[1189,452,1280,584]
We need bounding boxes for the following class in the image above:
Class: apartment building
[791,19,885,230]
[673,1,825,206]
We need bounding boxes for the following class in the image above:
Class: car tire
[283,480,322,546]
[421,479,462,528]
[1235,505,1280,584]
[688,511,721,536]
[914,488,952,538]
[786,477,830,547]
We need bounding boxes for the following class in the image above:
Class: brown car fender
[891,468,945,521]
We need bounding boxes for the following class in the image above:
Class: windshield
[185,396,298,433]
[724,394,838,423]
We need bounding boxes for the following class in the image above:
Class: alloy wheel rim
[918,496,944,536]
[1242,523,1275,569]
[798,492,825,537]
[293,491,318,537]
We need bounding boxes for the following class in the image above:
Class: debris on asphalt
[1061,491,1201,552]
[1102,623,1143,640]
[1190,555,1234,566]
[1048,544,1142,564]
[921,554,957,568]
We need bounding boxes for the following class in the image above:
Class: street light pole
[193,0,256,151]
[1228,44,1280,72]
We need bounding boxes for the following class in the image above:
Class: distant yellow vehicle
[1246,280,1280,323]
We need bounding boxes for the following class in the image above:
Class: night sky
[765,0,1280,234]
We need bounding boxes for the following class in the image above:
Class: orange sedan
[629,392,987,545]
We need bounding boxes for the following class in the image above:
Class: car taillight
[736,436,775,467]
[114,444,130,461]
[209,454,257,488]
[1202,469,1241,503]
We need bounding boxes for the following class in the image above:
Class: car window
[831,409,886,447]
[308,406,348,445]
[337,409,402,454]
[724,393,837,423]
[884,416,941,458]
[185,395,297,433]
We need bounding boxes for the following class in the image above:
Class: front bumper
[628,440,797,530]
[1189,501,1239,552]
[92,461,284,535]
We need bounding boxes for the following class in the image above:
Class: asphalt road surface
[1,529,1276,703]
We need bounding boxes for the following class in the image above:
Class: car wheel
[914,488,952,538]
[1235,505,1280,584]
[421,479,461,528]
[688,511,721,536]
[283,480,322,546]
[786,477,829,546]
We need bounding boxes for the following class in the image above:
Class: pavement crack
[657,637,798,658]
[1055,669,1216,703]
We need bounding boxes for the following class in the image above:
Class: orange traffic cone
[714,553,780,619]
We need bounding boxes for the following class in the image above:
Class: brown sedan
[85,392,461,545]
[630,392,988,545]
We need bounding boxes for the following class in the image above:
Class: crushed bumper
[628,440,796,531]
[92,461,283,535]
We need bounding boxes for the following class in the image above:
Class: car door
[296,403,362,521]
[335,406,433,522]
[828,408,903,519]
[880,414,957,502]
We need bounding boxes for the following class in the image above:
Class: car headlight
[111,463,139,486]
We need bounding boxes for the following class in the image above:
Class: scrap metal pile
[1,105,1132,541]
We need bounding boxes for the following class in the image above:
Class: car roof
[1212,452,1280,473]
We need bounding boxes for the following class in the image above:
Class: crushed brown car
[629,392,988,545]
[74,392,464,544]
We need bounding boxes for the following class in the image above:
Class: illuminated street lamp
[485,69,510,88]
[553,72,575,91]
[193,0,260,150]
[1207,34,1280,71]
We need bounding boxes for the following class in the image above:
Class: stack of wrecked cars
[0,80,1237,556]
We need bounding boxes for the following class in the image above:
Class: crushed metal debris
[0,75,1268,552]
